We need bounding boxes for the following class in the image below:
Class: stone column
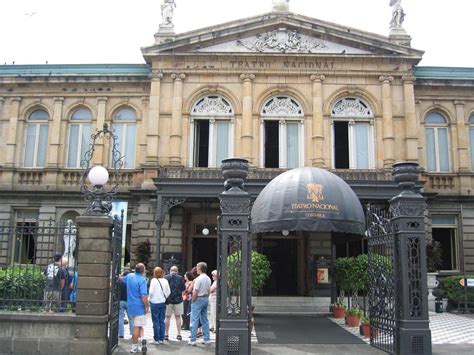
[147,71,163,164]
[310,74,325,167]
[217,158,251,355]
[403,76,418,162]
[5,97,22,167]
[380,76,395,168]
[240,74,255,164]
[46,97,64,168]
[169,73,186,165]
[390,162,432,355]
[454,101,469,171]
[73,215,113,354]
[0,97,4,120]
[93,97,108,165]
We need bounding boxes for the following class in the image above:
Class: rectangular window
[24,125,37,167]
[354,122,370,169]
[67,125,80,167]
[113,123,136,169]
[334,121,349,169]
[432,215,458,271]
[470,127,474,170]
[287,122,299,169]
[13,210,39,265]
[438,128,449,172]
[194,120,210,167]
[264,121,279,168]
[425,128,436,171]
[215,121,229,167]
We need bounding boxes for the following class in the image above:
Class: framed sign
[314,256,331,284]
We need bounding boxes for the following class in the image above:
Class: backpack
[46,263,60,281]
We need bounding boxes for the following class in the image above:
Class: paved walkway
[116,312,474,354]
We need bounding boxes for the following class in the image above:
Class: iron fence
[0,219,78,313]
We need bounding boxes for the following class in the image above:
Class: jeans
[190,297,210,342]
[119,300,134,337]
[150,302,166,341]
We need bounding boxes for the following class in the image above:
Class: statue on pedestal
[389,0,405,29]
[272,0,290,12]
[161,0,176,26]
[63,219,77,269]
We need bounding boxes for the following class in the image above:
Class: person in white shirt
[188,262,212,346]
[208,270,218,332]
[148,267,170,345]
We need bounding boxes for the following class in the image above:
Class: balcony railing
[422,173,456,191]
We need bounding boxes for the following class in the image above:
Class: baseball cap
[53,253,63,261]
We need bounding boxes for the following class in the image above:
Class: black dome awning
[251,167,365,235]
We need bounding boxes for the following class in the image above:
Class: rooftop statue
[272,0,290,12]
[161,0,176,26]
[389,0,405,29]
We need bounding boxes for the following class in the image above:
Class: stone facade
[0,11,474,291]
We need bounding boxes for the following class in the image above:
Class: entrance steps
[252,297,331,315]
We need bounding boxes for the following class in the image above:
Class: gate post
[390,162,432,355]
[216,158,251,355]
[73,215,113,354]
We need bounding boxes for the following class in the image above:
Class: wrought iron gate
[367,205,398,354]
[108,214,123,354]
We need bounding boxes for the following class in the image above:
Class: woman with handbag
[149,267,170,345]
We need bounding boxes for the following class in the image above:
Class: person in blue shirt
[125,263,150,353]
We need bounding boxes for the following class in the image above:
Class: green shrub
[227,251,271,292]
[334,255,369,296]
[0,265,46,301]
[433,275,474,303]
[346,308,363,317]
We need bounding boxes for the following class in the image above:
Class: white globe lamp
[88,166,109,186]
[202,227,210,236]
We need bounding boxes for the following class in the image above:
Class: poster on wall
[314,255,331,284]
[317,268,329,284]
[110,201,128,267]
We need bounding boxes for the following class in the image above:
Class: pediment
[142,12,423,60]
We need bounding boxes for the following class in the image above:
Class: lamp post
[80,123,123,215]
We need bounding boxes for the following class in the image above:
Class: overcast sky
[1,0,472,67]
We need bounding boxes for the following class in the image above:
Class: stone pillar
[390,162,432,355]
[217,158,251,355]
[240,74,255,164]
[47,97,64,168]
[5,97,22,167]
[0,97,4,120]
[73,215,113,354]
[93,97,108,165]
[380,76,395,168]
[147,71,163,164]
[310,74,325,167]
[454,101,469,171]
[403,76,419,162]
[169,73,185,165]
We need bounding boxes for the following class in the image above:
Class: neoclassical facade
[1,9,473,296]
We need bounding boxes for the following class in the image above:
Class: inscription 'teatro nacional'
[229,60,335,69]
[291,203,339,211]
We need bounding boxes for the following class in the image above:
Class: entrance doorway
[260,238,299,296]
[192,237,217,274]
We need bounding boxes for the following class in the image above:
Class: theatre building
[0,2,474,301]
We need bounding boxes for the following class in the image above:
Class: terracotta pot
[346,314,360,327]
[332,306,346,318]
[362,323,371,337]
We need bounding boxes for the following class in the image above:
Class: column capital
[53,97,65,103]
[0,97,4,103]
[310,74,326,82]
[402,75,416,83]
[97,97,108,103]
[379,75,394,84]
[10,97,22,103]
[454,100,465,107]
[240,73,255,82]
[171,73,186,81]
[150,70,164,81]
[141,96,150,105]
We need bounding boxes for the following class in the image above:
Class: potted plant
[330,300,346,318]
[346,308,362,327]
[227,251,272,292]
[360,315,370,337]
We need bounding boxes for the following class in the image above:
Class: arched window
[331,97,374,169]
[470,114,474,171]
[24,109,49,168]
[260,96,304,169]
[425,112,450,172]
[66,108,93,168]
[113,107,137,169]
[190,96,234,168]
